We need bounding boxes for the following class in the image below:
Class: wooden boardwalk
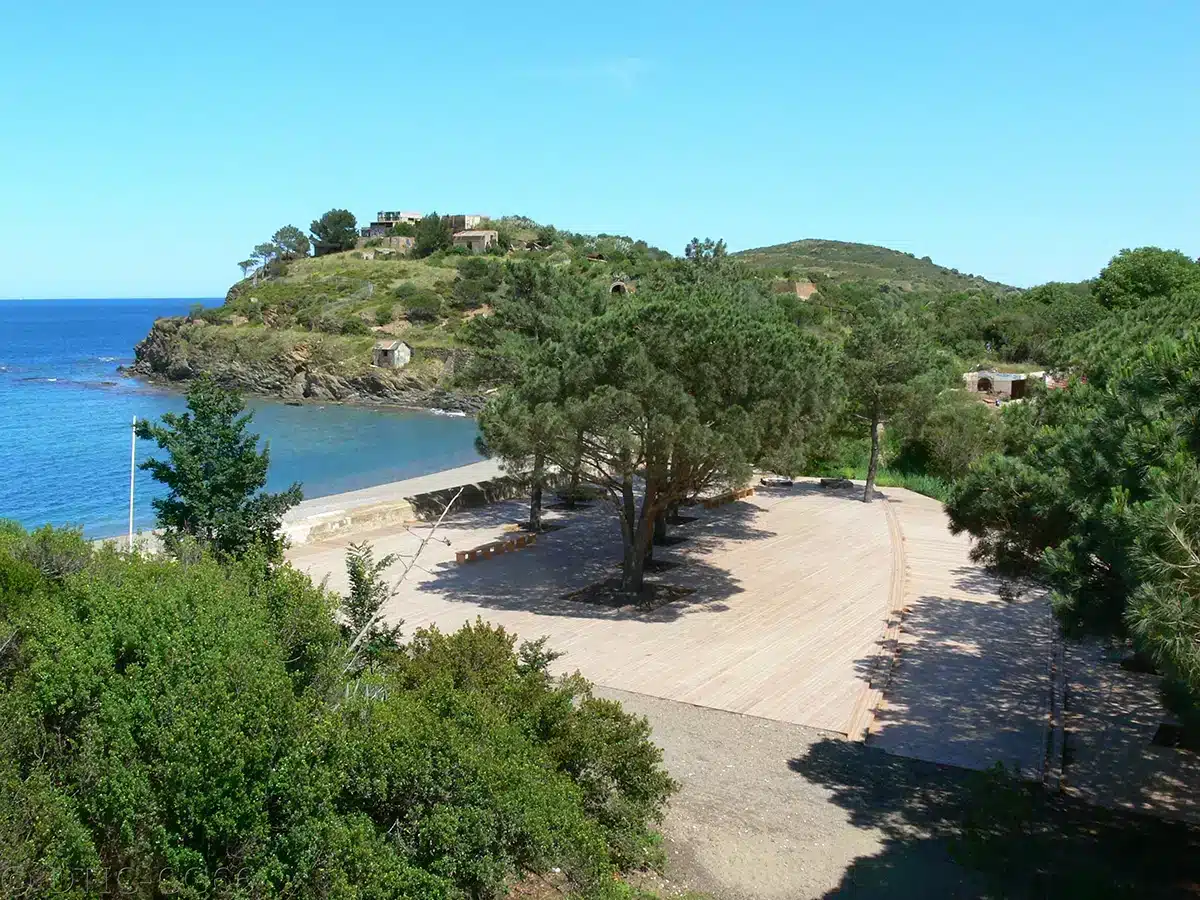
[291,472,1200,819]
[867,489,1054,777]
[290,484,894,736]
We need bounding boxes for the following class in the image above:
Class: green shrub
[188,303,230,325]
[374,303,396,325]
[401,288,444,323]
[341,316,372,336]
[364,237,383,248]
[0,529,674,899]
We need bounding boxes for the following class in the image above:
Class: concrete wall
[283,474,534,546]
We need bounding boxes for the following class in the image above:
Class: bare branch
[342,486,464,671]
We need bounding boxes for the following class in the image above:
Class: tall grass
[869,469,951,501]
[805,435,952,502]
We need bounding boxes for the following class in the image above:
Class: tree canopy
[1092,246,1200,310]
[413,211,454,258]
[135,377,302,559]
[842,300,952,501]
[477,269,835,595]
[463,262,605,529]
[271,224,311,259]
[946,293,1200,730]
[309,208,359,256]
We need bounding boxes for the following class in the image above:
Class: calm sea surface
[0,298,482,537]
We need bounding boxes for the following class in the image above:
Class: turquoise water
[0,299,482,537]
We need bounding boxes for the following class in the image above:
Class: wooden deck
[290,484,895,736]
[867,489,1054,777]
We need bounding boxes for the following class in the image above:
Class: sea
[0,298,482,538]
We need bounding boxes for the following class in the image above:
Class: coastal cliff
[129,317,482,411]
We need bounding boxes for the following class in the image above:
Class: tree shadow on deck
[949,565,1013,598]
[788,738,1200,898]
[754,481,871,503]
[417,498,777,623]
[855,591,1053,777]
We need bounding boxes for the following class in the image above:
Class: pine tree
[136,377,302,559]
[341,541,403,671]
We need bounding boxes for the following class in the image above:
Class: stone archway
[976,376,993,392]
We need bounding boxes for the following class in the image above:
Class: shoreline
[285,458,504,521]
[282,458,507,545]
[122,369,484,416]
[100,458,507,547]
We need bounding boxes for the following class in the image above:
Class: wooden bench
[455,532,537,564]
[702,487,756,509]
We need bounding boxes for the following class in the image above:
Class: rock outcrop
[127,318,483,412]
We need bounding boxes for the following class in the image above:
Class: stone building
[451,230,498,253]
[772,279,818,300]
[372,340,412,369]
[442,214,485,232]
[964,370,1046,399]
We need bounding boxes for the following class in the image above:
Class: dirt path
[597,687,979,899]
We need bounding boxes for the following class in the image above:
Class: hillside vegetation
[131,221,671,408]
[734,238,1018,294]
[129,212,1106,412]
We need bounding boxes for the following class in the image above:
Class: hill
[733,238,1018,294]
[127,224,1032,409]
[129,226,670,409]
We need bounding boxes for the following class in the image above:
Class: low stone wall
[284,500,417,546]
[283,474,536,546]
[406,475,527,521]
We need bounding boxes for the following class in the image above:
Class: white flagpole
[128,416,136,551]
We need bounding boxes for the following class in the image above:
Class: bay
[0,298,482,537]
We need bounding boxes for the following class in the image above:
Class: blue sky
[1,1,1196,298]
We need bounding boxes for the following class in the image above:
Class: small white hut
[372,340,412,369]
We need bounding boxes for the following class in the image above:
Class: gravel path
[594,687,964,899]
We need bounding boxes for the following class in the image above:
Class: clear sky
[1,1,1196,298]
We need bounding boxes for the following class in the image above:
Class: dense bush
[0,527,675,899]
[340,315,372,336]
[374,302,396,325]
[187,303,230,325]
[452,257,503,310]
[393,283,445,322]
[947,326,1200,732]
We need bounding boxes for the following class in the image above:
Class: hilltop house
[452,230,498,253]
[372,340,412,369]
[364,211,422,237]
[443,214,485,232]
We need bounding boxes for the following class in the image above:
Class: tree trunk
[566,430,584,508]
[621,533,647,595]
[618,476,643,595]
[864,416,883,503]
[618,474,657,597]
[653,509,668,545]
[528,450,544,531]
